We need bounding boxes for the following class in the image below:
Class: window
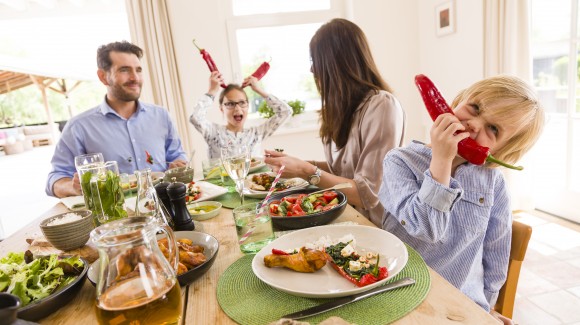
[531,0,580,222]
[227,0,344,116]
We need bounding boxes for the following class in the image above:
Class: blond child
[378,75,544,321]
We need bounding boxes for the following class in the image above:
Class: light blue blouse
[379,141,511,311]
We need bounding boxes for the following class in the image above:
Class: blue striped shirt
[378,141,511,311]
[46,98,187,196]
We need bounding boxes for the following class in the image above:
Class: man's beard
[109,81,141,102]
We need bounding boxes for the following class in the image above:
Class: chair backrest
[494,219,532,318]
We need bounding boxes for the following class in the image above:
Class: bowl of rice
[40,210,94,251]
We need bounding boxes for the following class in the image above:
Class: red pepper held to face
[192,39,227,89]
[414,74,523,171]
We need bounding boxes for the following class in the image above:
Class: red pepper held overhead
[192,39,227,89]
[414,74,523,171]
[243,59,271,88]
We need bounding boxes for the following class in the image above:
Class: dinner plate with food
[243,172,309,199]
[249,157,267,173]
[121,171,165,194]
[125,180,227,212]
[251,225,408,298]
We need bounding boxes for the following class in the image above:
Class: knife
[282,277,416,320]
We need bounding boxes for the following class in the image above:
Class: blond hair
[450,75,545,167]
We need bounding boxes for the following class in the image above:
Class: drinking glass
[233,202,275,254]
[74,153,104,171]
[220,144,251,206]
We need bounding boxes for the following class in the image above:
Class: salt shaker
[166,181,195,231]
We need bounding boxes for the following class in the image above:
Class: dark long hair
[310,18,392,148]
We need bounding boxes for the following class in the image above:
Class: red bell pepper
[328,261,388,288]
[145,150,154,165]
[192,39,227,89]
[271,249,289,255]
[414,74,523,170]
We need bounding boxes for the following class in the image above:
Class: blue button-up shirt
[46,98,187,196]
[379,141,511,311]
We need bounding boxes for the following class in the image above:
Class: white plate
[122,171,165,193]
[249,158,266,173]
[251,225,408,298]
[243,172,309,199]
[125,181,227,211]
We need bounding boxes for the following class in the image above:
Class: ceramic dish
[249,158,266,173]
[265,188,347,230]
[122,171,165,194]
[88,231,219,287]
[125,181,227,212]
[252,225,408,298]
[243,172,309,199]
[17,257,88,321]
[186,201,223,221]
[39,210,94,251]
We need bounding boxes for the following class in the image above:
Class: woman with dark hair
[190,72,291,159]
[265,18,406,226]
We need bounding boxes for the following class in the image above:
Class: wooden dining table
[0,202,500,324]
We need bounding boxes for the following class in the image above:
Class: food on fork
[264,247,327,273]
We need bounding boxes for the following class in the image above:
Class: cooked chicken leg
[264,247,327,273]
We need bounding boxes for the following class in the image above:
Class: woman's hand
[242,76,268,98]
[263,149,315,179]
[208,71,224,95]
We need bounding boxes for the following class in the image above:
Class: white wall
[165,0,485,169]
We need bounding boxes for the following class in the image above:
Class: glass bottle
[134,168,175,229]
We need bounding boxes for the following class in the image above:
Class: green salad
[0,252,84,307]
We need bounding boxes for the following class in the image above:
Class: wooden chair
[494,219,532,318]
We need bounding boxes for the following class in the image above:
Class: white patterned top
[189,94,291,159]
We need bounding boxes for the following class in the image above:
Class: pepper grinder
[155,181,175,222]
[166,181,195,231]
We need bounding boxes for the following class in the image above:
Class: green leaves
[0,252,83,307]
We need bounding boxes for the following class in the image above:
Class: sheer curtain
[124,0,192,153]
[484,0,535,211]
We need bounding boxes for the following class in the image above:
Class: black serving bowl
[17,257,88,322]
[266,188,347,230]
[88,231,219,287]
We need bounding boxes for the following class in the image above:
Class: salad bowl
[265,188,347,230]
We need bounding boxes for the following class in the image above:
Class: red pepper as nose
[192,39,227,89]
[414,74,523,170]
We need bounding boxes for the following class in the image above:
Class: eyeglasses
[222,100,249,109]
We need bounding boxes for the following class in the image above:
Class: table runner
[217,244,430,325]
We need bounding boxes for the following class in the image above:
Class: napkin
[60,196,86,210]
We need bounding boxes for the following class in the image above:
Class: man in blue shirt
[46,41,187,198]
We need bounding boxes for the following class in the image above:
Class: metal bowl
[266,188,347,230]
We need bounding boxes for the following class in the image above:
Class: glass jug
[134,168,175,229]
[91,216,181,325]
[78,161,127,226]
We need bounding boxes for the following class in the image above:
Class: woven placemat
[217,244,430,325]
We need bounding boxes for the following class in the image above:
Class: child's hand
[208,71,224,94]
[429,113,469,185]
[242,76,268,98]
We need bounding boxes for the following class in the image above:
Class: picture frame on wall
[435,1,455,36]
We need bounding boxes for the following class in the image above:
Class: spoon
[308,182,352,196]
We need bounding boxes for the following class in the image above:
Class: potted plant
[258,99,305,126]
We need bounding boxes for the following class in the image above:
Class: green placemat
[214,192,262,209]
[217,244,430,325]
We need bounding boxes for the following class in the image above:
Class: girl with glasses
[190,72,291,159]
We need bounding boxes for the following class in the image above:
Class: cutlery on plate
[282,277,416,320]
[308,182,352,196]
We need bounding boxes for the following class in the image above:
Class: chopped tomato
[323,191,338,203]
[322,205,335,211]
[284,196,297,204]
[269,204,279,214]
[291,204,304,215]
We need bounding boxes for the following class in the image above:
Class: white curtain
[124,0,192,153]
[484,0,535,211]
